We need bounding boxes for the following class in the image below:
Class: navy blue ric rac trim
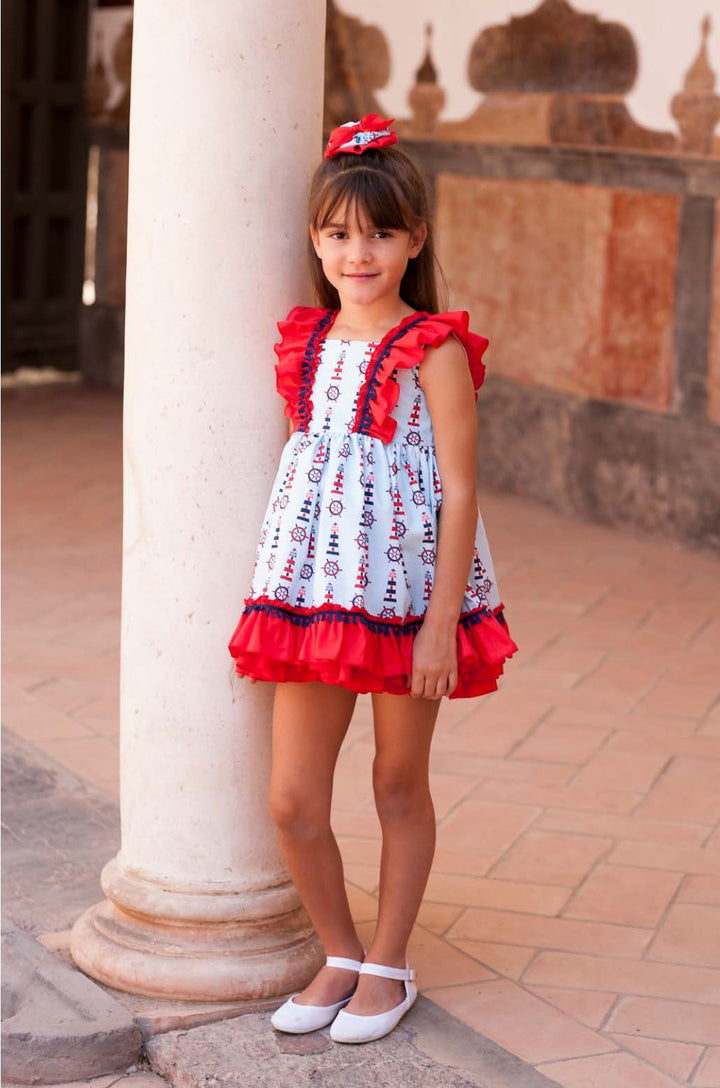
[357,314,428,435]
[298,310,335,432]
[244,600,504,635]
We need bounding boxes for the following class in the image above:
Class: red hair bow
[324,114,398,159]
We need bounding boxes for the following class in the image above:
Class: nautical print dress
[228,306,517,698]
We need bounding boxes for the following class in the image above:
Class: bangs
[313,168,414,232]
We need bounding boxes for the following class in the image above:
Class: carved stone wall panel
[599,191,678,409]
[468,0,637,95]
[438,0,677,153]
[436,174,611,400]
[436,174,677,412]
[549,99,676,152]
[709,200,720,423]
[440,94,553,145]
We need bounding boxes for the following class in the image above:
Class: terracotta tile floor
[3,385,720,1088]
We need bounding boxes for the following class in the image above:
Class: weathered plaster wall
[710,201,720,424]
[436,176,679,412]
[411,138,720,549]
[335,0,720,549]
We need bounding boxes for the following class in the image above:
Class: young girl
[229,115,517,1044]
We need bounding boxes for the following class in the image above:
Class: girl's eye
[373,230,391,239]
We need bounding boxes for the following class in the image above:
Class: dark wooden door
[2,0,90,371]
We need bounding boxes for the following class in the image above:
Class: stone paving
[0,729,557,1088]
[3,384,720,1088]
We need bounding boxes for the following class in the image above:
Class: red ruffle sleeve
[274,306,333,432]
[355,311,489,443]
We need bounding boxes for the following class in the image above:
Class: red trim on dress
[274,307,336,432]
[274,307,489,443]
[228,599,517,700]
[354,311,489,443]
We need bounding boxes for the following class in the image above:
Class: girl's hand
[236,672,258,684]
[410,618,458,699]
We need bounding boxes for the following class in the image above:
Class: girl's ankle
[363,950,407,968]
[325,943,364,963]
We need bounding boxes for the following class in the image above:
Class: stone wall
[436,176,678,411]
[388,1,720,550]
[710,210,720,424]
[408,142,720,548]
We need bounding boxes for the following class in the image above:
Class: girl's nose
[348,237,371,264]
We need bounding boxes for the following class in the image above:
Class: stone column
[70,0,326,1001]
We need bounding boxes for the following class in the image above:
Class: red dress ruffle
[353,310,488,442]
[229,601,518,699]
[273,307,489,442]
[274,306,330,433]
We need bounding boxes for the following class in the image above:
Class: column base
[70,861,324,1002]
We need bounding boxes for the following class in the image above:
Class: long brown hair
[307,146,447,314]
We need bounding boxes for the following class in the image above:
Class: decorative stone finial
[685,15,715,93]
[407,23,445,136]
[671,15,720,155]
[415,25,438,85]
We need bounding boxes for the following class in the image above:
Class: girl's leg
[270,681,363,1006]
[345,692,440,1016]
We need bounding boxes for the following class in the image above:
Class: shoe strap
[326,955,363,972]
[360,962,415,981]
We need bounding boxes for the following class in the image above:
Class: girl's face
[311,202,426,311]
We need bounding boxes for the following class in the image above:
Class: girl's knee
[269,786,328,840]
[372,762,431,823]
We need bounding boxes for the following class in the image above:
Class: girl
[229,115,517,1044]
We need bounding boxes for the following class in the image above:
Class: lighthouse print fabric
[228,307,517,698]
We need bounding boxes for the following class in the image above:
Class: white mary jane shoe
[270,955,363,1034]
[330,962,417,1044]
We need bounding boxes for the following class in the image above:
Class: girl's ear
[409,222,428,259]
[310,227,321,259]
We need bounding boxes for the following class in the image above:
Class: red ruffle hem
[228,600,518,699]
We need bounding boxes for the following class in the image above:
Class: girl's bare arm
[413,338,479,698]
